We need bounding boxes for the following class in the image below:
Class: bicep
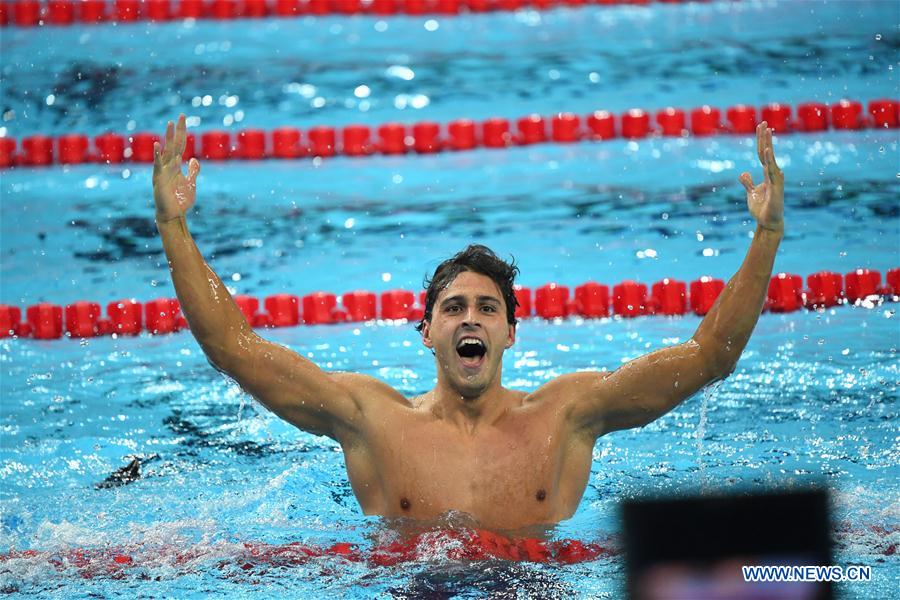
[564,340,719,438]
[212,333,362,440]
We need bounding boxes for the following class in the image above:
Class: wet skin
[334,275,596,530]
[153,115,785,534]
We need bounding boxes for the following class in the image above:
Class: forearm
[692,225,783,375]
[156,215,254,361]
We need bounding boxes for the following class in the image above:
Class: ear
[505,324,516,349]
[421,320,434,349]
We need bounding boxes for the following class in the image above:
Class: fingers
[187,157,201,185]
[153,141,161,174]
[164,119,174,156]
[175,113,187,157]
[756,121,766,165]
[765,147,782,182]
[157,116,190,167]
[739,171,754,193]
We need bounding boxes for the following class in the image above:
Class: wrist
[756,223,783,240]
[156,213,186,227]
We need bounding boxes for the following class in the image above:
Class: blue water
[1,1,899,598]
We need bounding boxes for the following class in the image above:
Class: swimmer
[152,115,784,532]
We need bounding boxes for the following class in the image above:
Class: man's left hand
[739,121,784,234]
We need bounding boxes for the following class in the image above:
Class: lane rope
[3,0,707,28]
[1,99,897,169]
[1,267,897,340]
[0,528,614,578]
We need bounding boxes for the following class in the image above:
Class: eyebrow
[439,295,501,309]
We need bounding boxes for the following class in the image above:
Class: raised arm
[553,122,784,439]
[152,114,366,441]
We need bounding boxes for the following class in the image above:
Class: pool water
[1,1,898,598]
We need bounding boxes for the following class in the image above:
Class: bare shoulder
[520,371,612,423]
[330,372,411,408]
[525,371,611,404]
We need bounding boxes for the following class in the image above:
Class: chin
[454,377,489,400]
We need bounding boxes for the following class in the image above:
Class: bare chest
[344,410,591,529]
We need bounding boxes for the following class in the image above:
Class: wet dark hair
[415,244,519,332]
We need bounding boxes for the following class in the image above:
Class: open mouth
[456,336,487,370]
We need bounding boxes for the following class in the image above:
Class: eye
[446,305,461,313]
[481,305,497,313]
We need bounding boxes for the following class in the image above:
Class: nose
[462,306,481,327]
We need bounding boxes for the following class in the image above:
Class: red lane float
[844,268,884,303]
[302,292,338,325]
[65,301,101,337]
[587,110,616,139]
[95,133,126,163]
[535,283,569,319]
[657,107,686,137]
[378,123,407,155]
[272,127,303,159]
[766,273,803,313]
[690,276,725,316]
[145,298,182,334]
[575,282,610,317]
[691,105,721,136]
[762,103,792,133]
[621,109,649,139]
[726,105,757,134]
[380,290,415,320]
[265,294,300,327]
[342,125,372,156]
[482,118,512,148]
[805,272,843,309]
[517,114,547,145]
[343,291,378,322]
[107,299,142,335]
[797,102,829,132]
[308,126,336,157]
[3,0,705,26]
[413,121,441,153]
[612,281,647,317]
[1,267,896,340]
[552,113,581,142]
[26,302,63,339]
[650,278,686,315]
[513,285,532,318]
[447,119,477,150]
[6,98,895,169]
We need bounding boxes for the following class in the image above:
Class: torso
[338,387,595,531]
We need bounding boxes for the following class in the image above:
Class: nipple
[400,497,411,511]
[535,489,546,502]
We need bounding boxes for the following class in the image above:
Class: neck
[428,370,510,434]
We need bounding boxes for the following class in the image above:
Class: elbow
[201,334,255,375]
[709,361,737,384]
[693,336,740,382]
[206,352,231,375]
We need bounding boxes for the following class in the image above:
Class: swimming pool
[1,0,898,597]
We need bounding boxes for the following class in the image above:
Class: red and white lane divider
[1,267,896,341]
[2,98,897,169]
[2,0,701,27]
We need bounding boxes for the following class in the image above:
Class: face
[421,271,516,399]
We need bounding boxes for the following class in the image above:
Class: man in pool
[152,115,784,532]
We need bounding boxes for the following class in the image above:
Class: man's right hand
[153,114,200,223]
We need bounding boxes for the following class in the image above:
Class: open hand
[739,121,784,234]
[152,114,200,223]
